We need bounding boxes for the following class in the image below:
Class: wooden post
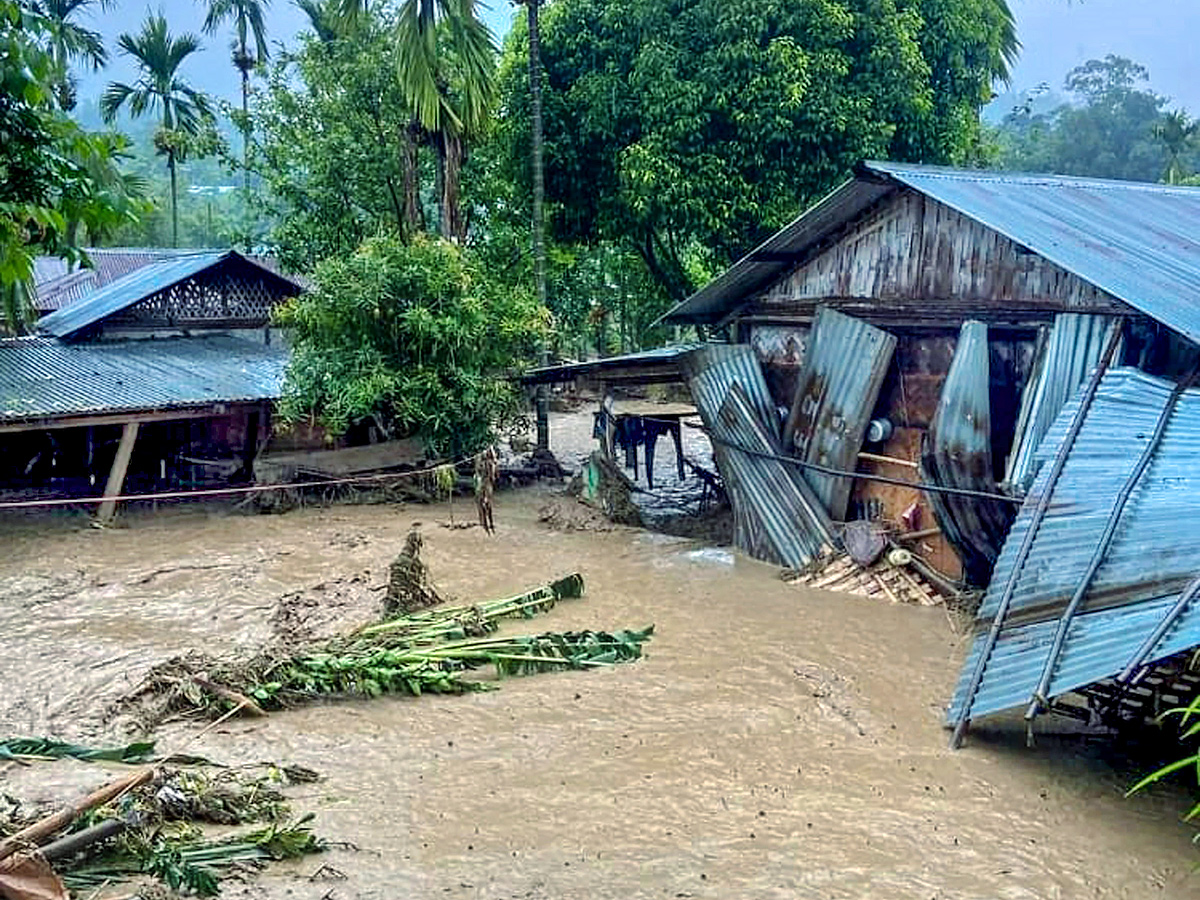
[239,409,261,481]
[97,421,140,524]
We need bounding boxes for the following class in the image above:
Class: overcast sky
[74,0,1200,117]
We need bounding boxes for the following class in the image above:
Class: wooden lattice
[111,262,295,329]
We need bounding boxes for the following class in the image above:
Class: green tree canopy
[993,55,1181,182]
[1,0,143,330]
[247,14,418,271]
[274,234,547,456]
[101,11,214,247]
[497,0,1018,301]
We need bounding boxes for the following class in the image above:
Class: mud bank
[0,486,1196,899]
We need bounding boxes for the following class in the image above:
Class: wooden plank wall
[752,190,1128,325]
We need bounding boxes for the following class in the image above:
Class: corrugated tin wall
[682,345,835,568]
[783,307,896,519]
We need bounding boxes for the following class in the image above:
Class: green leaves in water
[0,737,157,763]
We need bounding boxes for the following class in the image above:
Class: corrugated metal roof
[662,162,1200,344]
[867,162,1200,345]
[1003,314,1120,493]
[681,344,835,568]
[33,249,298,313]
[783,307,896,518]
[37,251,301,339]
[947,366,1200,725]
[0,335,288,423]
[520,344,704,385]
[33,249,194,312]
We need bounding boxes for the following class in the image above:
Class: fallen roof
[37,251,302,340]
[947,366,1200,728]
[0,335,288,425]
[663,162,1200,345]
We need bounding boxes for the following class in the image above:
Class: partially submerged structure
[0,250,302,519]
[528,162,1200,742]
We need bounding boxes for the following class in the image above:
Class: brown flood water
[0,486,1197,899]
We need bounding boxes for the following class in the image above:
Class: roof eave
[657,176,897,326]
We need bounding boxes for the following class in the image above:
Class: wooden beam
[97,421,140,524]
[0,404,249,435]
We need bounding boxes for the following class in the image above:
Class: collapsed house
[0,250,303,520]
[527,162,1200,742]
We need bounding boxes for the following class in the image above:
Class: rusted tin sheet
[1004,314,1120,494]
[920,321,1015,585]
[783,307,896,518]
[947,367,1200,725]
[682,345,835,568]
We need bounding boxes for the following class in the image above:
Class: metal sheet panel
[921,321,1015,585]
[520,344,704,385]
[784,307,896,518]
[0,335,288,422]
[682,345,835,568]
[869,162,1200,346]
[1003,314,1119,493]
[947,366,1200,724]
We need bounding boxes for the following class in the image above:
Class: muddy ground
[0,412,1197,898]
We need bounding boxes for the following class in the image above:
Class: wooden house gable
[754,190,1128,324]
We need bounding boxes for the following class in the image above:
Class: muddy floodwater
[1,484,1198,898]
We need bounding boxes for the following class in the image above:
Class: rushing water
[0,481,1197,897]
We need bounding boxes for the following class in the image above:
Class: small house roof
[37,250,302,340]
[663,162,1200,344]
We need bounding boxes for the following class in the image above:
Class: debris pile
[115,570,652,728]
[383,529,443,616]
[0,744,322,899]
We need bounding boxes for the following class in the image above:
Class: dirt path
[0,487,1195,898]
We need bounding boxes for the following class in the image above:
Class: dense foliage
[274,234,546,454]
[496,0,1018,301]
[0,0,143,330]
[247,14,419,272]
[992,55,1198,182]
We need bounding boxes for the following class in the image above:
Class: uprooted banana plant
[116,573,653,722]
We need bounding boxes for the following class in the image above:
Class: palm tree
[35,0,112,110]
[515,0,548,448]
[294,0,341,44]
[101,13,213,247]
[202,0,270,194]
[395,0,496,242]
[1156,110,1198,185]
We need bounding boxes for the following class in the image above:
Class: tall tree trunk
[241,65,251,198]
[528,0,549,451]
[401,123,424,237]
[438,131,465,243]
[169,150,179,248]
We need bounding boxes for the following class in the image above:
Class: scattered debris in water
[113,570,652,728]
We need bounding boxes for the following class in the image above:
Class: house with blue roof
[0,250,303,520]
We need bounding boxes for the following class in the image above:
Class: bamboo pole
[0,768,153,863]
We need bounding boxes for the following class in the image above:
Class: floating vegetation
[0,764,324,898]
[0,737,157,764]
[114,573,653,725]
